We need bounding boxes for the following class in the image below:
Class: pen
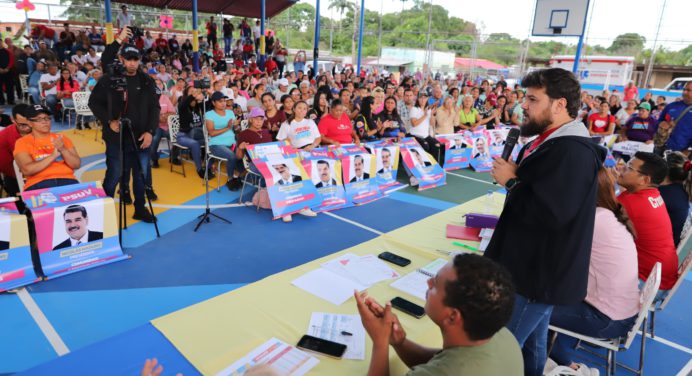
[340,331,353,336]
[452,241,480,252]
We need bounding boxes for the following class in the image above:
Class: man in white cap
[273,78,290,100]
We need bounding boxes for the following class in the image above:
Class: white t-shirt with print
[39,72,60,95]
[409,106,431,138]
[276,118,320,148]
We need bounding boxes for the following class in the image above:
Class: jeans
[506,294,554,376]
[175,130,202,171]
[208,144,238,179]
[224,37,232,55]
[45,94,59,115]
[25,178,79,191]
[29,86,41,105]
[150,128,170,162]
[104,139,151,210]
[549,302,636,366]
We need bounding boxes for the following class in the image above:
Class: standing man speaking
[487,68,605,376]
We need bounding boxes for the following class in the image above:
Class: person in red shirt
[155,33,170,56]
[56,68,79,108]
[587,101,615,135]
[623,81,639,102]
[318,98,359,147]
[617,152,679,294]
[264,56,277,75]
[0,104,32,196]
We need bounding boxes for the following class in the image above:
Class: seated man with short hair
[13,105,80,191]
[355,254,523,375]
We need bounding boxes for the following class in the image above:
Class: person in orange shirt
[13,105,80,191]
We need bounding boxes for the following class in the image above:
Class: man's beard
[520,108,552,137]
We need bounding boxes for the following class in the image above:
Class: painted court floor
[0,120,690,375]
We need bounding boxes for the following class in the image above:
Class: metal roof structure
[114,0,298,18]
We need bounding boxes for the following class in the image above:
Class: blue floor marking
[388,191,457,210]
[0,294,57,374]
[333,197,441,233]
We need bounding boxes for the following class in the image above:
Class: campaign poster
[372,145,406,194]
[255,157,322,218]
[0,199,40,292]
[488,129,509,158]
[399,138,446,191]
[246,141,298,161]
[469,134,493,172]
[436,134,472,171]
[612,141,655,157]
[341,153,384,205]
[21,182,127,279]
[332,143,369,158]
[301,148,351,212]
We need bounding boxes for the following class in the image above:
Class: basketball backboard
[532,0,589,37]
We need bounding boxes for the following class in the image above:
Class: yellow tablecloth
[152,193,504,375]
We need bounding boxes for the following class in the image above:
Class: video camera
[106,60,128,91]
[194,77,211,90]
[128,26,144,40]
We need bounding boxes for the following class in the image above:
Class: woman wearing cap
[620,102,656,144]
[205,91,241,191]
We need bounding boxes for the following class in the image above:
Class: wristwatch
[505,178,519,191]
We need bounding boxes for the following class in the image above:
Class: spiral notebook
[390,258,447,302]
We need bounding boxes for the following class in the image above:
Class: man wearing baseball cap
[88,28,160,223]
[620,101,658,144]
[13,104,81,191]
[273,78,290,100]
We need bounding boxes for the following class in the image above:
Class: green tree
[609,33,646,54]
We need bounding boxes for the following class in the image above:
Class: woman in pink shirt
[548,168,640,374]
[623,81,639,102]
[150,79,178,168]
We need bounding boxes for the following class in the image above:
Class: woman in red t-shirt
[588,101,615,136]
[56,68,79,108]
[317,99,360,147]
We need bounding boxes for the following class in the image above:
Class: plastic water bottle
[484,190,494,214]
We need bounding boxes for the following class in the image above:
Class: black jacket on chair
[484,120,606,306]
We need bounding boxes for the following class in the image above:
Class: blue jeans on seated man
[29,87,41,105]
[506,294,554,376]
[174,130,203,171]
[103,139,151,211]
[150,127,170,162]
[549,302,636,366]
[208,145,238,179]
[25,178,79,191]
[44,94,59,116]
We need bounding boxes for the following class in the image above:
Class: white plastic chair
[202,124,228,192]
[676,213,692,255]
[72,92,98,138]
[548,263,662,376]
[239,155,265,211]
[19,74,30,103]
[13,161,25,193]
[648,251,692,337]
[167,115,188,177]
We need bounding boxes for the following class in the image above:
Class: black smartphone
[378,251,411,267]
[391,297,425,318]
[296,335,347,358]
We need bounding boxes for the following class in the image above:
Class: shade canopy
[115,0,297,18]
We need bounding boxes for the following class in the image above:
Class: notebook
[390,258,447,302]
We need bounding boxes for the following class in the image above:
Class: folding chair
[648,251,692,338]
[167,115,188,177]
[13,161,25,193]
[19,74,30,103]
[202,124,228,192]
[548,263,662,376]
[239,155,265,211]
[60,98,76,129]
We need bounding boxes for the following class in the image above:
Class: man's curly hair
[443,254,515,341]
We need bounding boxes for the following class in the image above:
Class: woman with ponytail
[548,167,640,375]
[659,152,692,246]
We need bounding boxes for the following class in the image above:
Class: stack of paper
[308,312,366,360]
[292,254,400,305]
[390,259,447,302]
[216,337,319,376]
[478,228,494,252]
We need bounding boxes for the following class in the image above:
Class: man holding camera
[89,28,159,223]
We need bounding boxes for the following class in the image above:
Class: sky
[4,0,690,51]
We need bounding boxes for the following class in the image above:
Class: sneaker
[151,159,160,168]
[574,364,599,376]
[226,177,241,191]
[120,189,132,205]
[298,208,317,217]
[282,214,293,222]
[197,167,216,179]
[146,188,158,201]
[409,176,419,186]
[133,208,157,223]
[545,364,599,376]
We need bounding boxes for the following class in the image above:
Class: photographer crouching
[89,27,159,223]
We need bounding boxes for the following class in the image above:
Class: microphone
[501,128,520,161]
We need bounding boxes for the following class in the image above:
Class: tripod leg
[126,125,161,238]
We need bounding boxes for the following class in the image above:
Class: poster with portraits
[0,198,40,292]
[341,153,384,205]
[21,182,126,280]
[469,132,494,172]
[487,129,509,158]
[246,141,299,161]
[435,134,473,171]
[365,142,406,194]
[302,148,351,212]
[332,143,369,158]
[254,156,322,218]
[399,138,446,191]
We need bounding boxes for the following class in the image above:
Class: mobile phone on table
[391,297,425,318]
[378,251,411,267]
[296,335,347,359]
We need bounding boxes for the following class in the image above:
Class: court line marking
[638,332,692,355]
[16,288,70,356]
[322,212,384,235]
[447,171,496,186]
[75,158,106,180]
[676,359,692,376]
